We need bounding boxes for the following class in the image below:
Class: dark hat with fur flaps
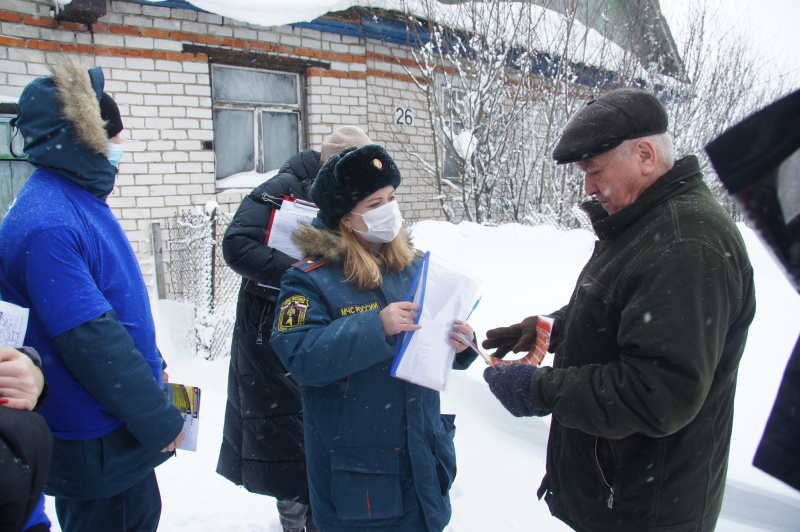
[552,88,668,164]
[311,144,402,228]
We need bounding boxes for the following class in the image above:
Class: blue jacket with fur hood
[0,59,183,500]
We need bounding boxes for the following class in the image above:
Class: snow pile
[44,219,800,531]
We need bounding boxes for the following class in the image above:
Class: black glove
[481,316,539,358]
[483,364,545,417]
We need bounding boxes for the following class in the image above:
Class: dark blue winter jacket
[271,219,477,532]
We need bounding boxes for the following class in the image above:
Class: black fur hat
[552,88,668,164]
[311,144,402,227]
[99,92,123,138]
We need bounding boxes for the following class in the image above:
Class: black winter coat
[532,157,756,531]
[705,88,800,491]
[216,149,321,502]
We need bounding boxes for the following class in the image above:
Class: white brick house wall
[0,0,444,296]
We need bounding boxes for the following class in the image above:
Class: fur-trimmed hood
[15,57,117,199]
[292,218,413,264]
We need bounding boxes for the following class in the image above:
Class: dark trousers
[54,470,161,532]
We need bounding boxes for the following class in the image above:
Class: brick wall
[0,0,446,296]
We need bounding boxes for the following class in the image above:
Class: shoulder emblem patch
[293,257,328,273]
[278,295,310,331]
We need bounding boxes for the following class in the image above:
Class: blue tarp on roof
[126,0,208,11]
[122,2,615,88]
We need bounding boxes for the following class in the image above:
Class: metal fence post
[150,221,166,299]
[209,207,217,310]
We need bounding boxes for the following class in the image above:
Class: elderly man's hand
[483,363,546,417]
[0,347,45,411]
[481,316,540,358]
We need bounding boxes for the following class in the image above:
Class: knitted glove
[481,316,540,358]
[483,364,545,417]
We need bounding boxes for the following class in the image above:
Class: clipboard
[390,252,482,391]
[256,196,319,290]
[265,196,319,260]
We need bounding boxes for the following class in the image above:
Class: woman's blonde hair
[337,223,415,290]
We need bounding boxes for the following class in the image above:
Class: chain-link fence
[163,207,239,360]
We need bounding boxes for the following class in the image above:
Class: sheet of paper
[392,253,482,391]
[163,383,201,452]
[266,199,319,260]
[0,300,29,347]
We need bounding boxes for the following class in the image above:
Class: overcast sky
[174,0,800,90]
[660,0,800,89]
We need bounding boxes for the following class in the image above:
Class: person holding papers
[270,144,478,532]
[217,126,372,532]
[0,58,184,532]
[481,88,755,532]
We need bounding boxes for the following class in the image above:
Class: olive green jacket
[532,156,756,532]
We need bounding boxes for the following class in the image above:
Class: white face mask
[107,142,124,168]
[349,200,403,243]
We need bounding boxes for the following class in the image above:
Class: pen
[458,332,493,364]
[465,296,481,321]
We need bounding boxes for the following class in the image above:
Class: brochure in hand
[486,316,553,367]
[0,300,29,348]
[163,382,201,451]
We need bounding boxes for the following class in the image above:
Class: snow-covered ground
[44,219,800,531]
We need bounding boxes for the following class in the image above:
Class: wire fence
[164,207,238,360]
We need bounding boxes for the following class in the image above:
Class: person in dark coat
[217,126,373,532]
[0,346,51,532]
[270,144,479,531]
[705,88,800,491]
[0,57,184,532]
[481,88,756,531]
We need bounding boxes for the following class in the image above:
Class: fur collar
[292,223,413,264]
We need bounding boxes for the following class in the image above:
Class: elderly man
[482,88,755,531]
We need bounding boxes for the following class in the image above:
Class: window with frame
[0,112,34,219]
[0,114,25,160]
[211,65,302,181]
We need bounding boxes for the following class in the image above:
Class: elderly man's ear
[635,138,658,175]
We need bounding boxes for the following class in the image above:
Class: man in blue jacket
[0,57,184,532]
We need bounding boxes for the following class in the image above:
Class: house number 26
[395,107,414,126]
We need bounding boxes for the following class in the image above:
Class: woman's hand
[0,347,45,411]
[379,301,422,336]
[449,320,475,353]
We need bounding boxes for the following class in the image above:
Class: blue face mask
[107,142,124,168]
